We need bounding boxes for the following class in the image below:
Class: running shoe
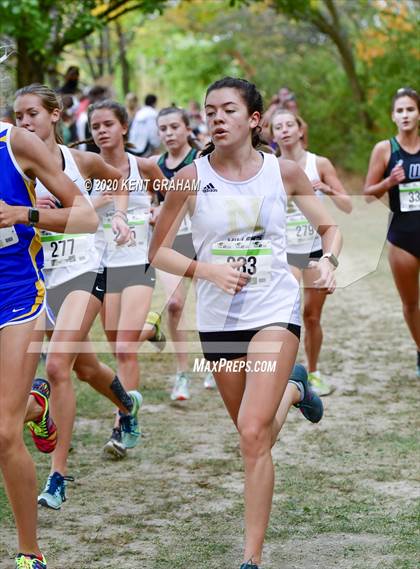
[26,378,57,454]
[289,364,324,423]
[103,426,127,460]
[203,372,217,390]
[38,471,74,510]
[308,370,334,397]
[171,371,190,401]
[119,390,143,449]
[15,553,47,569]
[146,311,166,351]
[240,560,259,569]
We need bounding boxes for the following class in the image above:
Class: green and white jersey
[192,153,300,332]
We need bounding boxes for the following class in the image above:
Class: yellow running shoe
[15,553,47,568]
[146,311,166,351]
[308,370,334,397]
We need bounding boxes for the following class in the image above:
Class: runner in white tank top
[15,85,142,511]
[271,109,351,396]
[149,78,342,569]
[89,100,167,458]
[0,113,97,568]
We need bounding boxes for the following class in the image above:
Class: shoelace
[45,472,74,497]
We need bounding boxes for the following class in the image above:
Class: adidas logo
[202,182,218,193]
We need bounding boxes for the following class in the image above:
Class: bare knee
[0,425,21,460]
[238,420,271,461]
[167,298,183,319]
[74,361,100,384]
[115,341,139,364]
[46,357,71,386]
[303,309,321,330]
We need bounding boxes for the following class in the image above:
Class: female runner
[88,99,166,457]
[149,77,341,569]
[14,84,141,510]
[365,87,419,376]
[271,109,352,395]
[0,119,97,568]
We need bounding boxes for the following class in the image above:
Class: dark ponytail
[201,77,264,157]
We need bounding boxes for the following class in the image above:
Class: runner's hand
[311,180,333,195]
[388,164,405,187]
[0,200,24,227]
[207,260,250,295]
[91,192,113,209]
[309,258,336,294]
[149,205,161,226]
[36,197,58,209]
[112,215,130,245]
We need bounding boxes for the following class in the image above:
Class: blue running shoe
[38,471,74,510]
[15,553,47,568]
[119,390,143,449]
[289,363,324,423]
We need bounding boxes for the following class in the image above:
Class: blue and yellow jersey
[0,121,45,328]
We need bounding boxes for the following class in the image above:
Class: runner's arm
[8,127,98,233]
[364,141,404,200]
[316,156,352,213]
[148,165,249,294]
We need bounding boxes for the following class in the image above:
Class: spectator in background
[188,100,208,145]
[125,92,139,134]
[75,85,108,152]
[60,95,78,145]
[58,66,80,96]
[0,105,14,124]
[128,93,160,156]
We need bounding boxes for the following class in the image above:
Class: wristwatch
[320,252,339,269]
[28,207,40,227]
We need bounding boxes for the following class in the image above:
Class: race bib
[286,212,316,246]
[211,239,272,287]
[104,210,149,258]
[399,181,420,212]
[0,226,19,249]
[41,232,94,270]
[177,213,192,236]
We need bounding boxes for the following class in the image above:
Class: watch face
[29,208,39,223]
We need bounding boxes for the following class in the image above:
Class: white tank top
[36,145,101,289]
[192,153,301,332]
[92,152,152,268]
[286,151,323,254]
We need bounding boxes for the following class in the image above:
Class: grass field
[0,195,419,569]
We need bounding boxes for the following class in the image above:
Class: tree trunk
[115,21,131,95]
[16,37,45,86]
[314,0,374,130]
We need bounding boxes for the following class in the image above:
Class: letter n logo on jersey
[225,197,264,234]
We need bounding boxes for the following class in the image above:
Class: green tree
[0,0,167,86]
